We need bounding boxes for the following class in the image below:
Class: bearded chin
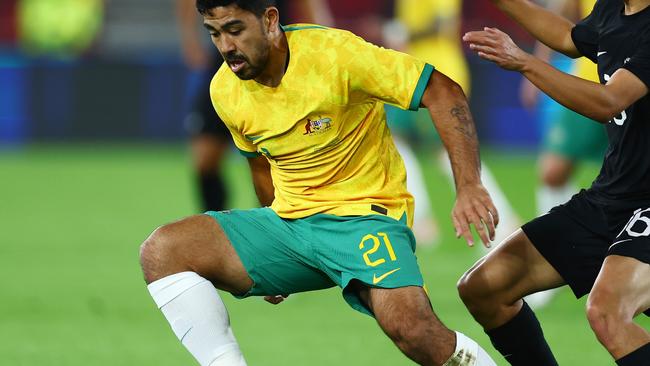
[237,46,270,80]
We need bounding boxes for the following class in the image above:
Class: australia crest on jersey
[303,116,333,136]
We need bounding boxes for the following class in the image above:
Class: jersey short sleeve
[211,93,260,157]
[571,0,601,63]
[623,33,650,89]
[342,34,435,111]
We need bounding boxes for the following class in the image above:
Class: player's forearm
[422,74,481,189]
[176,0,199,40]
[521,56,619,123]
[492,0,580,57]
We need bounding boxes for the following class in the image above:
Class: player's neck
[623,0,650,15]
[254,32,289,87]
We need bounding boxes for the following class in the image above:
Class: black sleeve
[570,0,601,63]
[623,33,650,89]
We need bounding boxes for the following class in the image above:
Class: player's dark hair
[196,0,276,17]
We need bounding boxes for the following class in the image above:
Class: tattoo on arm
[451,105,477,139]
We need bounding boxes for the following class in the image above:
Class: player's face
[203,5,273,80]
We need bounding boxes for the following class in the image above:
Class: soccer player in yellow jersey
[140,1,499,365]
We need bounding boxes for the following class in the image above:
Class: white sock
[536,183,576,215]
[443,332,497,366]
[394,137,433,220]
[394,137,439,246]
[147,272,247,366]
[439,153,521,248]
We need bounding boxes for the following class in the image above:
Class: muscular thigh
[590,255,650,317]
[465,229,564,302]
[605,204,650,316]
[142,214,252,294]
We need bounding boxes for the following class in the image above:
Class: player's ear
[263,7,280,35]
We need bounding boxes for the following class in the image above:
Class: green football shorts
[206,208,424,316]
[543,107,608,162]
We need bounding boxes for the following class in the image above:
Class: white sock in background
[443,332,497,366]
[536,183,576,215]
[394,137,439,247]
[527,183,575,309]
[147,272,247,366]
[439,153,521,248]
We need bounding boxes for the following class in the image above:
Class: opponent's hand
[264,295,288,305]
[452,183,499,248]
[463,27,531,72]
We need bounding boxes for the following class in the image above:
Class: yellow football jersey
[574,0,598,82]
[211,25,434,225]
[396,0,469,93]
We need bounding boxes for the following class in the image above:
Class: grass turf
[1,144,647,365]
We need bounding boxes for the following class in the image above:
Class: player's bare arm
[247,155,274,206]
[464,27,649,123]
[489,0,580,56]
[420,71,499,247]
[176,0,211,69]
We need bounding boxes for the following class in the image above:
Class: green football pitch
[1,144,647,365]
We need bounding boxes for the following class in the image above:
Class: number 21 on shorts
[359,232,397,267]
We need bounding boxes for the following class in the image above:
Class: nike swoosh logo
[373,268,401,284]
[610,238,632,249]
[597,51,607,57]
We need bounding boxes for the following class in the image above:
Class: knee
[140,215,217,284]
[139,224,178,283]
[540,162,571,187]
[457,266,491,313]
[382,318,433,357]
[586,290,631,348]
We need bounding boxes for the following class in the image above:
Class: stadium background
[1,0,647,365]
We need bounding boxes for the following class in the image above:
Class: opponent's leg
[586,255,650,363]
[457,229,564,365]
[191,134,229,211]
[140,214,252,365]
[355,284,496,366]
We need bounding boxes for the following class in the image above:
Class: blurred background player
[176,0,330,211]
[520,0,606,216]
[17,0,103,58]
[382,0,521,247]
[519,0,606,309]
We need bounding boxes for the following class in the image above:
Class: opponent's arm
[175,0,209,69]
[465,27,649,123]
[489,0,580,57]
[247,156,274,206]
[420,72,499,247]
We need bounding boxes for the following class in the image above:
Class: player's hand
[452,183,499,248]
[264,295,289,305]
[463,27,531,72]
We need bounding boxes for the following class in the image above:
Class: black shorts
[522,189,650,315]
[184,54,230,140]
